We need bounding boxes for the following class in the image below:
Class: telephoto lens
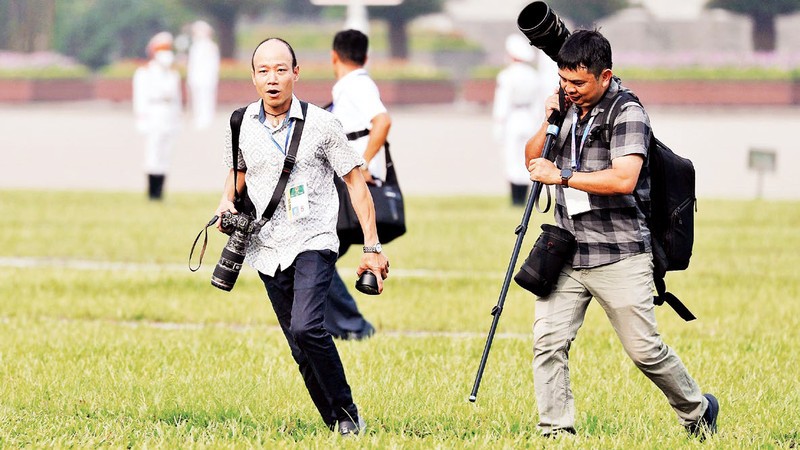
[517,1,570,61]
[355,271,380,295]
[211,212,255,291]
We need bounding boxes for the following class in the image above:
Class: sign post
[311,0,403,35]
[748,148,777,199]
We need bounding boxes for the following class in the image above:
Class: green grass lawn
[1,191,799,448]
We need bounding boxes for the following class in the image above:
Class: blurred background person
[133,31,182,201]
[492,34,552,206]
[187,20,220,130]
[326,29,393,341]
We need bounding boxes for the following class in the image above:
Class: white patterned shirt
[224,96,365,275]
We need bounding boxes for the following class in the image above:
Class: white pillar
[344,0,370,34]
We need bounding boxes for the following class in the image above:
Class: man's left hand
[357,252,389,293]
[528,157,560,185]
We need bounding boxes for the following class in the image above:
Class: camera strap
[189,101,309,272]
[259,100,308,224]
[189,215,220,272]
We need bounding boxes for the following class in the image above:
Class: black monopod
[468,101,565,402]
[469,1,570,403]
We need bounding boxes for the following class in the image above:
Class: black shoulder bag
[334,131,406,247]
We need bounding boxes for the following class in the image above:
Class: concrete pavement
[1,101,798,199]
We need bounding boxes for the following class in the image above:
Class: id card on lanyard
[564,110,595,218]
[268,119,310,221]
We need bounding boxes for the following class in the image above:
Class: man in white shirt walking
[326,29,392,340]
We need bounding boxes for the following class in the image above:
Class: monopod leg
[468,180,541,402]
[469,119,561,402]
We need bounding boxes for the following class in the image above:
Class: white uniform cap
[505,34,535,63]
[192,20,214,38]
[147,31,174,57]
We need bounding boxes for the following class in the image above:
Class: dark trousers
[147,174,165,200]
[511,183,529,206]
[258,250,358,428]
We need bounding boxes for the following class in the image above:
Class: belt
[346,129,370,141]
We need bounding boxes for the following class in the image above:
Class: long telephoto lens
[211,226,249,291]
[517,1,570,61]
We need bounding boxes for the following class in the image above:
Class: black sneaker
[541,427,576,438]
[345,323,376,341]
[338,415,366,437]
[686,393,719,438]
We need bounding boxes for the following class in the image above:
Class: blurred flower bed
[5,47,800,82]
[0,51,90,79]
[615,51,800,81]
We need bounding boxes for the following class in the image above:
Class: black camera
[211,211,261,291]
[517,1,571,62]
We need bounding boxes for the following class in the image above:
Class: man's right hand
[544,88,563,123]
[214,199,237,232]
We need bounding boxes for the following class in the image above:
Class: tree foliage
[369,0,444,59]
[0,0,57,52]
[54,0,191,69]
[548,0,629,29]
[178,0,273,59]
[708,0,800,51]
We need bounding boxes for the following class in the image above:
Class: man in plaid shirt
[525,30,718,438]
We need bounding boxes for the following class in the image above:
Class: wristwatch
[363,242,383,254]
[560,168,573,187]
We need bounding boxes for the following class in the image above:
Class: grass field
[1,191,799,448]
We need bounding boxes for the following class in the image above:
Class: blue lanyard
[269,119,294,155]
[570,110,595,171]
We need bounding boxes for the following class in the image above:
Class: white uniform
[133,59,181,175]
[187,36,220,130]
[493,60,552,186]
[331,68,388,181]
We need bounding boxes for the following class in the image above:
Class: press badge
[564,187,592,217]
[285,180,310,221]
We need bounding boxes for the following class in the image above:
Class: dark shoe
[345,323,376,341]
[686,393,719,438]
[338,415,366,437]
[541,427,576,438]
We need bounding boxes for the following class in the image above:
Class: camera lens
[211,246,244,291]
[355,271,380,295]
[517,1,570,61]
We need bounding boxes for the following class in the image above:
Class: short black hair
[557,29,612,77]
[333,29,368,66]
[251,37,297,70]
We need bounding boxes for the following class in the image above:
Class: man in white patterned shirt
[213,37,388,437]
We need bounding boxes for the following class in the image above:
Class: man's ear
[600,68,613,87]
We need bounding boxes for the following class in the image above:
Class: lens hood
[355,271,380,295]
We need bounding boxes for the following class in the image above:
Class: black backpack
[603,90,698,321]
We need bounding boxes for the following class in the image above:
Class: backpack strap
[230,106,248,206]
[600,88,696,322]
[654,277,697,321]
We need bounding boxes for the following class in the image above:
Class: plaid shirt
[553,79,652,268]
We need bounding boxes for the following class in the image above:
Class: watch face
[560,168,573,179]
